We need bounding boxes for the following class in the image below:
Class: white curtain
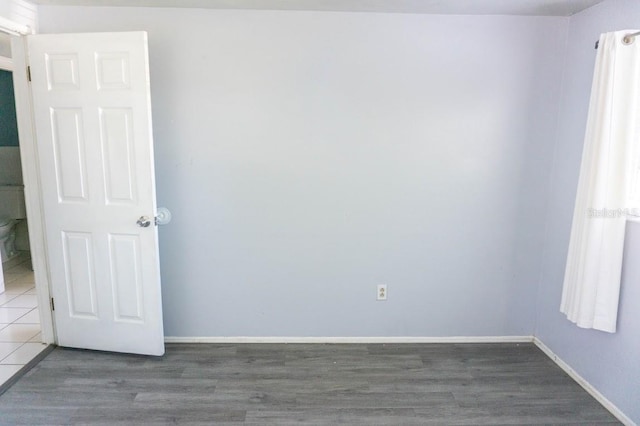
[561,30,640,333]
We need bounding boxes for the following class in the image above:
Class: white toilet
[0,185,26,263]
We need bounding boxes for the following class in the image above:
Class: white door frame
[0,18,56,344]
[0,54,11,296]
[0,55,12,71]
[12,36,56,344]
[0,54,12,296]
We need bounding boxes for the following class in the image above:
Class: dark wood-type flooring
[0,343,620,425]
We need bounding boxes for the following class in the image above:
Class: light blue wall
[38,7,567,339]
[0,70,19,147]
[536,0,640,422]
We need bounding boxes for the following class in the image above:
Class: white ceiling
[29,0,605,16]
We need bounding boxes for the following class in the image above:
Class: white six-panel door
[27,32,164,356]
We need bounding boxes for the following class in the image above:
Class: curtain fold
[561,30,640,333]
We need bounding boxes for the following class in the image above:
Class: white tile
[0,308,30,323]
[24,288,37,295]
[0,324,40,342]
[0,364,22,384]
[13,309,39,324]
[3,284,34,295]
[2,273,22,284]
[29,333,42,343]
[5,262,31,274]
[1,295,38,308]
[0,293,19,305]
[0,342,22,359]
[10,274,35,286]
[6,273,29,282]
[0,343,48,365]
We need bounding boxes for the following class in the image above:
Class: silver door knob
[137,216,152,227]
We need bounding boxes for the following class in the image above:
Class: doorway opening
[0,41,48,388]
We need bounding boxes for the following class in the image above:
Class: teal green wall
[0,70,19,147]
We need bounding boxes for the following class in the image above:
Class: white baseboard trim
[164,335,534,344]
[533,337,636,426]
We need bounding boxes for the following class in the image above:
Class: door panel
[51,107,88,201]
[61,231,98,318]
[100,108,137,204]
[45,53,80,90]
[28,32,164,356]
[108,234,144,323]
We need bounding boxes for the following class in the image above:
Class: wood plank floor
[0,343,620,425]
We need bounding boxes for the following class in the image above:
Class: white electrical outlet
[377,284,387,301]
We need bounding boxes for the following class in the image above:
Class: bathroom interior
[0,35,42,370]
[0,41,31,274]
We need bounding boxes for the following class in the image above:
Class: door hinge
[50,297,55,311]
[27,66,31,82]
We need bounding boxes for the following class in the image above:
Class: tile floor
[0,253,47,387]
